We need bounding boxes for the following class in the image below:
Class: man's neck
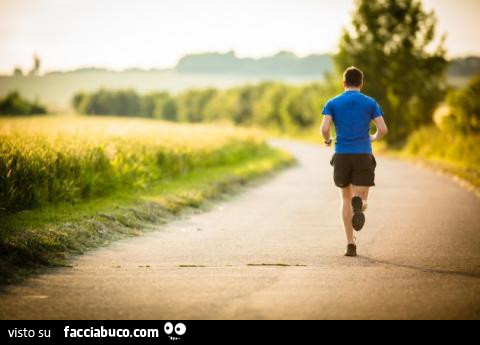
[345,87,361,92]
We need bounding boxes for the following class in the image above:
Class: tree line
[0,91,46,115]
[72,80,341,132]
[72,69,479,141]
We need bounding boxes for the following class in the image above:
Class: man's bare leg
[341,186,355,244]
[351,185,370,231]
[352,185,369,207]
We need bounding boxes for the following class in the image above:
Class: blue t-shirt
[322,91,383,154]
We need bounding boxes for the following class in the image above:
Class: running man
[321,66,388,257]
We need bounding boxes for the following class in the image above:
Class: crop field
[0,116,269,216]
[0,115,294,282]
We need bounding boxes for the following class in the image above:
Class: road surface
[1,140,479,320]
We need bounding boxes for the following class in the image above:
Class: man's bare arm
[370,116,388,142]
[321,115,333,146]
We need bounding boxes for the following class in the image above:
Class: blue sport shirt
[322,90,384,154]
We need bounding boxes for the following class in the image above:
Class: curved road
[1,140,480,320]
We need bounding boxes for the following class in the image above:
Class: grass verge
[0,146,294,284]
[376,127,480,194]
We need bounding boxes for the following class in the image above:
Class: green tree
[336,0,448,142]
[253,83,290,130]
[232,86,257,125]
[176,89,216,123]
[72,89,141,116]
[13,67,23,76]
[160,98,178,121]
[0,91,46,115]
[151,92,178,121]
[441,75,480,133]
[141,93,159,117]
[72,92,83,112]
[202,90,235,123]
[28,53,41,76]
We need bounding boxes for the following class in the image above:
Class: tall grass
[0,116,266,216]
[404,126,480,187]
[405,127,480,167]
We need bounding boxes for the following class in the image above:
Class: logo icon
[164,322,186,341]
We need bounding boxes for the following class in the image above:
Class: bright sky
[0,0,479,74]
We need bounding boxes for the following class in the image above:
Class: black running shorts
[329,153,377,188]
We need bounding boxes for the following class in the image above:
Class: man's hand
[325,138,333,147]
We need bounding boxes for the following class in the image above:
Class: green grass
[0,116,268,216]
[0,145,294,284]
[377,127,480,192]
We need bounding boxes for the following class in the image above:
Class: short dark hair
[343,66,363,87]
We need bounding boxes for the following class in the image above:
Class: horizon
[1,50,479,76]
[1,0,480,75]
[1,50,333,75]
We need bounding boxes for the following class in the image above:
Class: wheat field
[0,115,266,216]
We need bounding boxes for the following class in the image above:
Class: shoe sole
[351,196,365,232]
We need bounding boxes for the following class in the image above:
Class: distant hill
[37,54,479,78]
[448,57,480,77]
[174,52,480,79]
[446,56,480,87]
[175,51,333,76]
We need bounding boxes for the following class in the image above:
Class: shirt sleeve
[371,101,384,119]
[322,100,333,116]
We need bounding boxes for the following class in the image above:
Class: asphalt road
[1,140,479,320]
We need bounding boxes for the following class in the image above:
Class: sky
[0,0,479,74]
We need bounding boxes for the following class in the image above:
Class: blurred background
[1,0,479,188]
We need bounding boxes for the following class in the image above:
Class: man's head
[343,66,363,89]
